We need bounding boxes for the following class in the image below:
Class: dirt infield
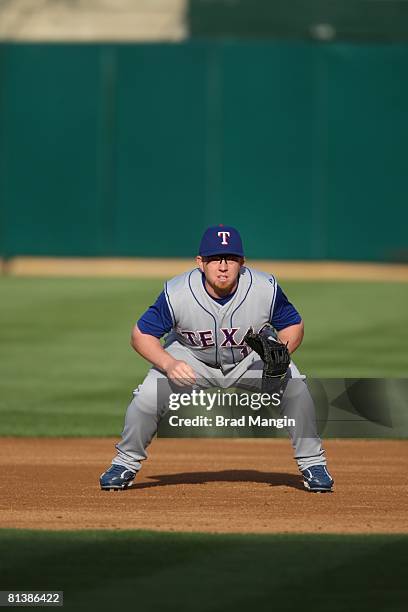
[1,438,407,533]
[2,257,408,281]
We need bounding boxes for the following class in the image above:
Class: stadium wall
[0,42,407,261]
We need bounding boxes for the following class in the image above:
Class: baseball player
[100,225,334,493]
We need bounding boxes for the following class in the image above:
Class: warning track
[2,257,408,281]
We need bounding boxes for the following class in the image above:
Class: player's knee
[125,397,157,418]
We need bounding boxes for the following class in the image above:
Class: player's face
[196,255,244,297]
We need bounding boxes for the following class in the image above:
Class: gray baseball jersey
[164,266,277,373]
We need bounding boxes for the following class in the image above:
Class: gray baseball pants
[112,341,326,472]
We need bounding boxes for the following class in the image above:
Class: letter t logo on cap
[217,231,230,245]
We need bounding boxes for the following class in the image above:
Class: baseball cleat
[301,465,334,493]
[100,464,136,491]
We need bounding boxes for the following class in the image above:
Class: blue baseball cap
[198,225,244,257]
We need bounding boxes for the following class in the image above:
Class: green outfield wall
[0,42,407,261]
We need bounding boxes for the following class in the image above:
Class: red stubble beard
[207,274,238,296]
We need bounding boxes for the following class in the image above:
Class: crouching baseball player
[100,226,334,493]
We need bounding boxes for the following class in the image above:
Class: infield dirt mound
[1,438,407,533]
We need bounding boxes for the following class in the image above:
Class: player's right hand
[165,359,197,387]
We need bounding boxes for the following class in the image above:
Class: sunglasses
[202,255,243,264]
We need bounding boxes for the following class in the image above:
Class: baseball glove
[243,327,291,393]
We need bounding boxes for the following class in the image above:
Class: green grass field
[0,277,407,435]
[0,530,406,612]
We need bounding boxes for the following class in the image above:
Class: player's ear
[196,256,204,272]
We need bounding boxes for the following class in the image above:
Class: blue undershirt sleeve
[137,291,174,338]
[271,284,302,331]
